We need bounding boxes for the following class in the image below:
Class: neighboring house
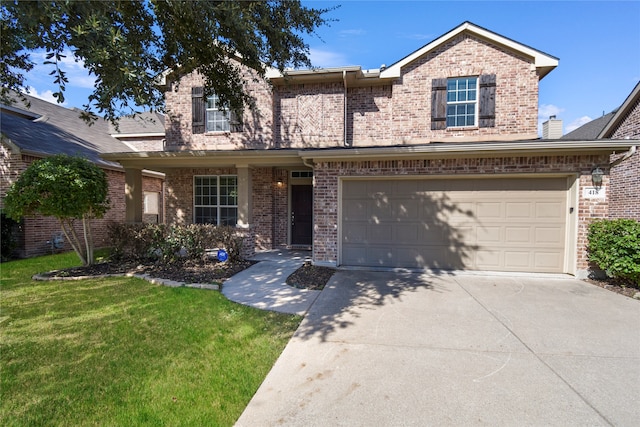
[108,111,166,152]
[563,81,640,221]
[104,22,636,278]
[0,93,165,258]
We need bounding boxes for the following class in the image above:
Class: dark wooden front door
[291,184,313,246]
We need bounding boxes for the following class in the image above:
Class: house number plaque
[583,187,606,199]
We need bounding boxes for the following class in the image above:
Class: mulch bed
[43,258,256,285]
[286,261,336,290]
[583,277,640,299]
[42,258,336,290]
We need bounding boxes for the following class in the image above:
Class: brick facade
[609,95,640,220]
[164,35,539,152]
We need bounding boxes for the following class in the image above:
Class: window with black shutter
[192,87,205,134]
[431,74,496,129]
[191,86,243,133]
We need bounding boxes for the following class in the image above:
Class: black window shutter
[479,74,496,128]
[431,78,448,130]
[192,87,205,134]
[229,110,243,133]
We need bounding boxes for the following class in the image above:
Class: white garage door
[341,177,568,273]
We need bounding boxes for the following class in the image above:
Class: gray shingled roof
[1,93,131,168]
[561,111,616,140]
[108,111,165,135]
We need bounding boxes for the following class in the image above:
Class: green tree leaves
[1,1,333,123]
[4,155,110,265]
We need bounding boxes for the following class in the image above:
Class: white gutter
[610,145,637,167]
[299,140,638,160]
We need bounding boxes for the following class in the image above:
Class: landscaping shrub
[108,223,244,263]
[588,219,640,286]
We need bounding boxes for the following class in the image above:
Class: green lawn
[0,252,301,426]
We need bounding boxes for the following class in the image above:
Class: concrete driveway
[236,271,640,426]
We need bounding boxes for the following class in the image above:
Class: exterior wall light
[591,167,604,187]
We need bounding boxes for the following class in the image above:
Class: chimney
[542,115,563,139]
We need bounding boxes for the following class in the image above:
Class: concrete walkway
[222,249,321,316]
[236,270,640,426]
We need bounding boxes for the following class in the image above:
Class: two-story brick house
[104,22,636,278]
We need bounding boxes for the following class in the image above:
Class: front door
[291,184,313,246]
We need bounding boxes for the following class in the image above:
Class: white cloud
[30,49,97,89]
[565,116,593,134]
[340,29,366,36]
[538,104,564,120]
[308,48,350,68]
[22,86,67,106]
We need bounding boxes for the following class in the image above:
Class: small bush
[108,223,244,263]
[588,219,640,286]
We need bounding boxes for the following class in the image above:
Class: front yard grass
[0,252,301,426]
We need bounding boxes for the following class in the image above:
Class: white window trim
[193,175,238,225]
[205,94,231,133]
[446,76,478,128]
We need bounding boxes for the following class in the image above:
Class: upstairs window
[431,74,496,130]
[206,94,230,132]
[194,175,238,226]
[446,77,477,127]
[192,87,243,134]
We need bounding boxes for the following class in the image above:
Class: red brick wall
[391,33,539,141]
[164,67,274,150]
[274,82,345,148]
[165,33,539,151]
[611,97,640,139]
[313,154,610,274]
[164,167,290,251]
[609,97,639,220]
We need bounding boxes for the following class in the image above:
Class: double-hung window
[446,77,478,127]
[206,94,231,132]
[194,176,238,226]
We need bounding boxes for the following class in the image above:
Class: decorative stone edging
[32,272,220,291]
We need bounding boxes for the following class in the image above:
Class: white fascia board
[110,133,165,138]
[380,22,558,79]
[598,81,640,138]
[299,140,636,161]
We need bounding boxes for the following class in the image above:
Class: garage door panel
[475,250,501,269]
[505,226,531,243]
[477,202,503,219]
[506,202,533,218]
[534,252,563,270]
[536,202,564,219]
[535,227,564,245]
[341,178,567,273]
[477,226,502,243]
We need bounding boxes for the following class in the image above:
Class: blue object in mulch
[217,249,228,262]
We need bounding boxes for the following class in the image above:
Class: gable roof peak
[380,21,558,80]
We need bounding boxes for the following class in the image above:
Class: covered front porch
[102,149,313,258]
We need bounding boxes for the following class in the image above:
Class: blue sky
[24,0,640,135]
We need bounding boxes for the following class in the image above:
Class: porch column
[236,165,252,228]
[125,168,143,223]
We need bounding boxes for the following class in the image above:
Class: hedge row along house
[0,93,165,258]
[102,21,638,279]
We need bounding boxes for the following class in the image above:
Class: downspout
[609,145,637,167]
[343,70,348,147]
